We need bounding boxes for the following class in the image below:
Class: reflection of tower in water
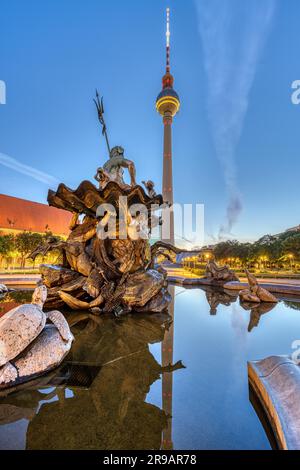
[161,284,175,449]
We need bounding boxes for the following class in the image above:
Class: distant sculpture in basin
[239,270,278,304]
[0,283,73,390]
[204,259,239,285]
[0,284,8,296]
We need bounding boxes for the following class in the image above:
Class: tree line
[212,230,300,269]
[0,231,61,269]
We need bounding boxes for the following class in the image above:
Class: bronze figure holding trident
[94,90,136,188]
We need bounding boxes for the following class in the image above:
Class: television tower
[156,7,180,245]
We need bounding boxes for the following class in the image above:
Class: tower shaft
[162,113,175,245]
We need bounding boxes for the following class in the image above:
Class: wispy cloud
[0,152,60,187]
[195,0,276,239]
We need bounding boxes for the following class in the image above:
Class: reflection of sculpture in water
[284,301,300,311]
[204,287,238,315]
[240,301,276,332]
[0,313,184,450]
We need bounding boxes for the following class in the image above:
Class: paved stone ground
[162,264,300,297]
[164,264,300,286]
[0,274,40,285]
[2,266,300,294]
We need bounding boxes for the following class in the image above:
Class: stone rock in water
[0,304,46,367]
[13,325,73,381]
[0,262,74,391]
[47,310,74,342]
[0,362,18,384]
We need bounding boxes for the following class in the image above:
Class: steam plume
[195,0,276,238]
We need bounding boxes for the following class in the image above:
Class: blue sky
[0,0,299,244]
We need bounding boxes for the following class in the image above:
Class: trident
[94,90,111,156]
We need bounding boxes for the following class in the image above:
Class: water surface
[0,286,300,450]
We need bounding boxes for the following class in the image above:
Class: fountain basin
[248,356,300,450]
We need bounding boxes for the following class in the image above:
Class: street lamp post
[288,254,294,271]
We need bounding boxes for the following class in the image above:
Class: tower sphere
[156,73,180,117]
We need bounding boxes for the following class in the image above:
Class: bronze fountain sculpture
[29,92,176,317]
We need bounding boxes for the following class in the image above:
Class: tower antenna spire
[156,7,180,246]
[166,7,170,73]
